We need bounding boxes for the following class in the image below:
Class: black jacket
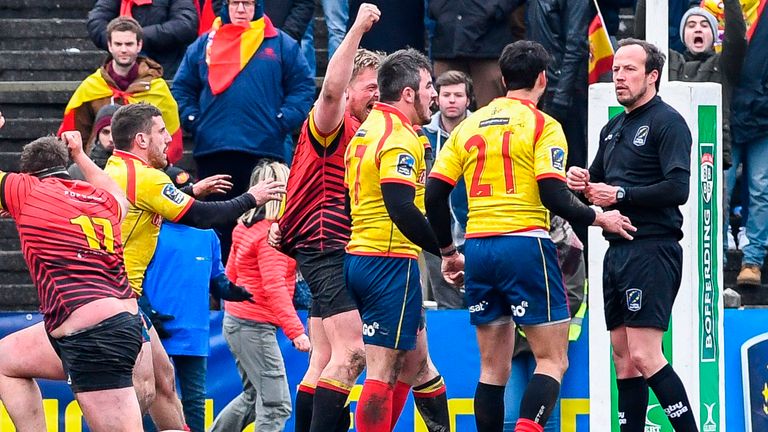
[527,0,590,120]
[428,0,523,59]
[87,0,198,79]
[350,0,425,53]
[731,4,768,146]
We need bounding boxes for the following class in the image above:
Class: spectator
[206,0,315,41]
[503,216,587,432]
[173,0,314,261]
[635,0,698,52]
[349,0,425,53]
[210,161,310,432]
[142,165,253,432]
[59,17,183,163]
[68,104,119,180]
[732,4,768,286]
[422,69,473,309]
[429,0,524,107]
[87,0,198,78]
[528,0,591,169]
[301,0,349,78]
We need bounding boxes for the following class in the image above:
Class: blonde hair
[239,160,290,225]
[351,48,383,83]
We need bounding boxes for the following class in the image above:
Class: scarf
[120,0,152,18]
[205,14,277,95]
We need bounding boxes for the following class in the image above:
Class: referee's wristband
[440,246,458,257]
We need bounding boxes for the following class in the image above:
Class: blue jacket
[423,112,470,240]
[143,222,225,357]
[172,28,315,160]
[731,9,768,146]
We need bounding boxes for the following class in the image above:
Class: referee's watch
[615,186,626,203]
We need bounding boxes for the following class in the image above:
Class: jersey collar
[113,149,151,167]
[373,102,412,126]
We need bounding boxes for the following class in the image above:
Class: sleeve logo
[162,184,186,205]
[550,147,565,171]
[396,153,415,176]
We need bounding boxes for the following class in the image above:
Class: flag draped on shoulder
[205,15,278,95]
[588,10,614,85]
[58,70,183,163]
[196,0,216,35]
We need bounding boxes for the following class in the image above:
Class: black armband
[178,193,257,228]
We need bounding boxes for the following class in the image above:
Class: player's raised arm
[313,3,380,133]
[62,131,129,220]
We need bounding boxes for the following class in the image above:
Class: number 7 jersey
[429,97,568,237]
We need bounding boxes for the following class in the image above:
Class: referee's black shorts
[295,249,358,319]
[48,311,143,393]
[603,238,682,331]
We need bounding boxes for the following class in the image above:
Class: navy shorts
[603,239,682,331]
[464,236,570,326]
[344,254,422,350]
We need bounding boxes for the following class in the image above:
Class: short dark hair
[107,16,144,43]
[20,136,68,174]
[498,40,551,91]
[435,70,475,106]
[111,103,161,151]
[378,48,432,104]
[617,38,666,91]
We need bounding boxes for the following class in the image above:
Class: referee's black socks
[647,364,698,432]
[617,376,648,432]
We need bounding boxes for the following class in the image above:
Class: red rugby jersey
[278,110,360,256]
[0,172,133,332]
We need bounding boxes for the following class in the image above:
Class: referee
[567,39,697,431]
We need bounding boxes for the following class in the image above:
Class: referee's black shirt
[589,96,692,243]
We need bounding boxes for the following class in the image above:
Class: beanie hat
[93,104,120,136]
[679,7,719,48]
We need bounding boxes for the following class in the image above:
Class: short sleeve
[378,142,420,186]
[429,132,464,186]
[0,172,39,219]
[135,169,194,222]
[534,119,568,181]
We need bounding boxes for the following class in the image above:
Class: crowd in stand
[0,0,766,431]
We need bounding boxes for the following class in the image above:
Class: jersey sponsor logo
[354,128,368,137]
[633,125,649,146]
[512,300,529,317]
[550,147,565,171]
[626,288,642,311]
[161,184,185,205]
[478,117,510,128]
[152,213,163,227]
[64,190,106,202]
[396,153,415,176]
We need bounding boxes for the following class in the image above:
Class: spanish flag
[206,15,277,95]
[196,0,216,35]
[588,11,614,84]
[58,71,183,163]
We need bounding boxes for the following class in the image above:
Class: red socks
[516,418,544,432]
[390,381,412,430]
[355,379,394,432]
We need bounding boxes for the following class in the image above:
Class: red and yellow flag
[120,0,152,18]
[206,15,277,95]
[196,0,216,35]
[58,70,184,163]
[588,12,614,84]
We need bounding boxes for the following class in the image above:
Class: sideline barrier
[0,308,763,431]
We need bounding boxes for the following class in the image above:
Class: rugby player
[425,40,635,432]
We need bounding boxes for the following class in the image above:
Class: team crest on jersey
[175,171,190,186]
[626,288,642,311]
[162,184,185,205]
[550,147,565,171]
[633,126,649,146]
[396,153,415,176]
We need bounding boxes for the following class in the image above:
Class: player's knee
[345,347,366,376]
[627,347,662,377]
[154,366,177,396]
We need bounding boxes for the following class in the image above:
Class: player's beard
[414,92,431,125]
[147,141,168,169]
[617,84,648,108]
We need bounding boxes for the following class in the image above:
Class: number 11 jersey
[429,96,568,237]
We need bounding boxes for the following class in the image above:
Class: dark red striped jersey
[278,110,360,256]
[0,171,134,333]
